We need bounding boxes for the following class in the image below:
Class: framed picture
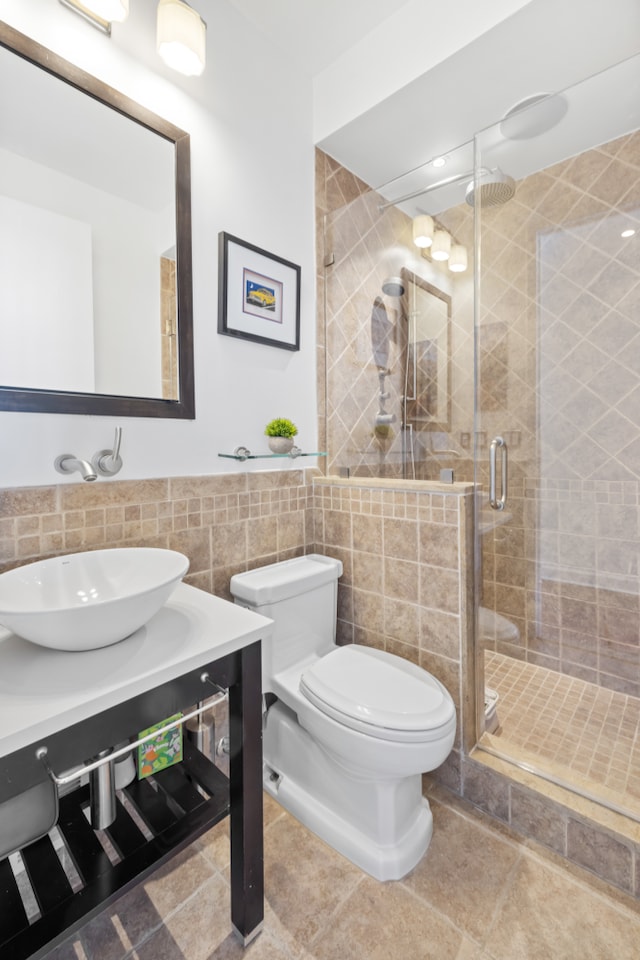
[218,232,301,350]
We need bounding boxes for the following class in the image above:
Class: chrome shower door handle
[489,436,508,510]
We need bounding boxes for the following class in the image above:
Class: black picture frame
[218,232,301,351]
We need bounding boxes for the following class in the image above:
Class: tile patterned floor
[43,786,640,960]
[485,651,640,818]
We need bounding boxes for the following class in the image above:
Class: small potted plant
[265,417,298,454]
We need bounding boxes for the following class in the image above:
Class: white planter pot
[268,436,294,454]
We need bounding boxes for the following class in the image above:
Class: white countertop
[0,583,272,757]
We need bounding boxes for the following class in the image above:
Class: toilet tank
[230,554,343,687]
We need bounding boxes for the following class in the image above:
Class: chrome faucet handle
[92,427,123,477]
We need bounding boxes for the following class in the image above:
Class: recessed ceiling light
[621,228,636,238]
[432,157,446,168]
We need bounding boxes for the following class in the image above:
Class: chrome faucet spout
[55,455,98,482]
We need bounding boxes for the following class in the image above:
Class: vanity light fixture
[157,0,207,77]
[412,214,434,249]
[431,229,451,261]
[59,0,128,34]
[448,243,468,273]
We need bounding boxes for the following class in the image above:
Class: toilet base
[263,700,433,881]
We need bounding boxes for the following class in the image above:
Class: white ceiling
[226,0,412,76]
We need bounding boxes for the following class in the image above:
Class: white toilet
[230,553,456,881]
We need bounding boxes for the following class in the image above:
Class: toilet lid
[300,645,454,741]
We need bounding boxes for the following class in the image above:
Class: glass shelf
[218,446,327,462]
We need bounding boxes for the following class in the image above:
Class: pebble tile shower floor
[41,786,640,960]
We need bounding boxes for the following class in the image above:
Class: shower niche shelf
[218,446,327,462]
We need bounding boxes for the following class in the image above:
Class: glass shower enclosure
[475,54,640,818]
[322,51,640,822]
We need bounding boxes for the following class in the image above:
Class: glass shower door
[474,56,640,818]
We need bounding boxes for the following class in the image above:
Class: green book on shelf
[137,714,183,779]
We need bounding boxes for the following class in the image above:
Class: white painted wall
[0,195,95,393]
[0,0,316,487]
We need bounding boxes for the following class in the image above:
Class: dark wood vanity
[0,586,269,959]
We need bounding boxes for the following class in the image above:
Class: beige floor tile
[485,855,640,960]
[79,847,215,959]
[136,874,232,960]
[141,846,217,918]
[37,788,640,960]
[206,929,300,959]
[402,801,520,941]
[263,810,363,944]
[309,875,477,960]
[198,793,285,875]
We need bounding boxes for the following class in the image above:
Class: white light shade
[83,0,129,21]
[431,229,451,261]
[412,214,434,248]
[448,244,468,273]
[157,0,206,77]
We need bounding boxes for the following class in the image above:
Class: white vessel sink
[0,548,189,651]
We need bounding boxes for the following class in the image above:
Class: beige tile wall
[316,148,475,484]
[312,476,475,765]
[478,130,640,692]
[0,470,312,598]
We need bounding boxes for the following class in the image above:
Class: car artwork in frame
[218,232,301,351]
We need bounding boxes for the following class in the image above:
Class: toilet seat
[300,645,455,743]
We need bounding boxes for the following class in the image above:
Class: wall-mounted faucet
[54,428,123,482]
[54,455,98,482]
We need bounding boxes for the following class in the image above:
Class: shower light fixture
[157,0,207,76]
[448,244,467,273]
[431,229,451,262]
[59,0,128,32]
[412,214,434,249]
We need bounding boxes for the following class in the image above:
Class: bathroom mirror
[0,22,194,418]
[402,269,451,431]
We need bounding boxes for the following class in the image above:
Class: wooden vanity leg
[228,640,264,945]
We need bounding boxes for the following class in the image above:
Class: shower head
[465,169,516,208]
[382,276,405,297]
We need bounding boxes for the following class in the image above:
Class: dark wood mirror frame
[0,21,195,419]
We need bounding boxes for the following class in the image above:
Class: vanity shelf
[0,586,269,959]
[0,741,229,960]
[219,446,327,462]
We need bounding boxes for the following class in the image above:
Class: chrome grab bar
[489,436,508,511]
[36,673,226,786]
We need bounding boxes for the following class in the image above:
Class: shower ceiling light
[157,0,207,76]
[448,244,467,273]
[412,214,434,248]
[431,230,451,262]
